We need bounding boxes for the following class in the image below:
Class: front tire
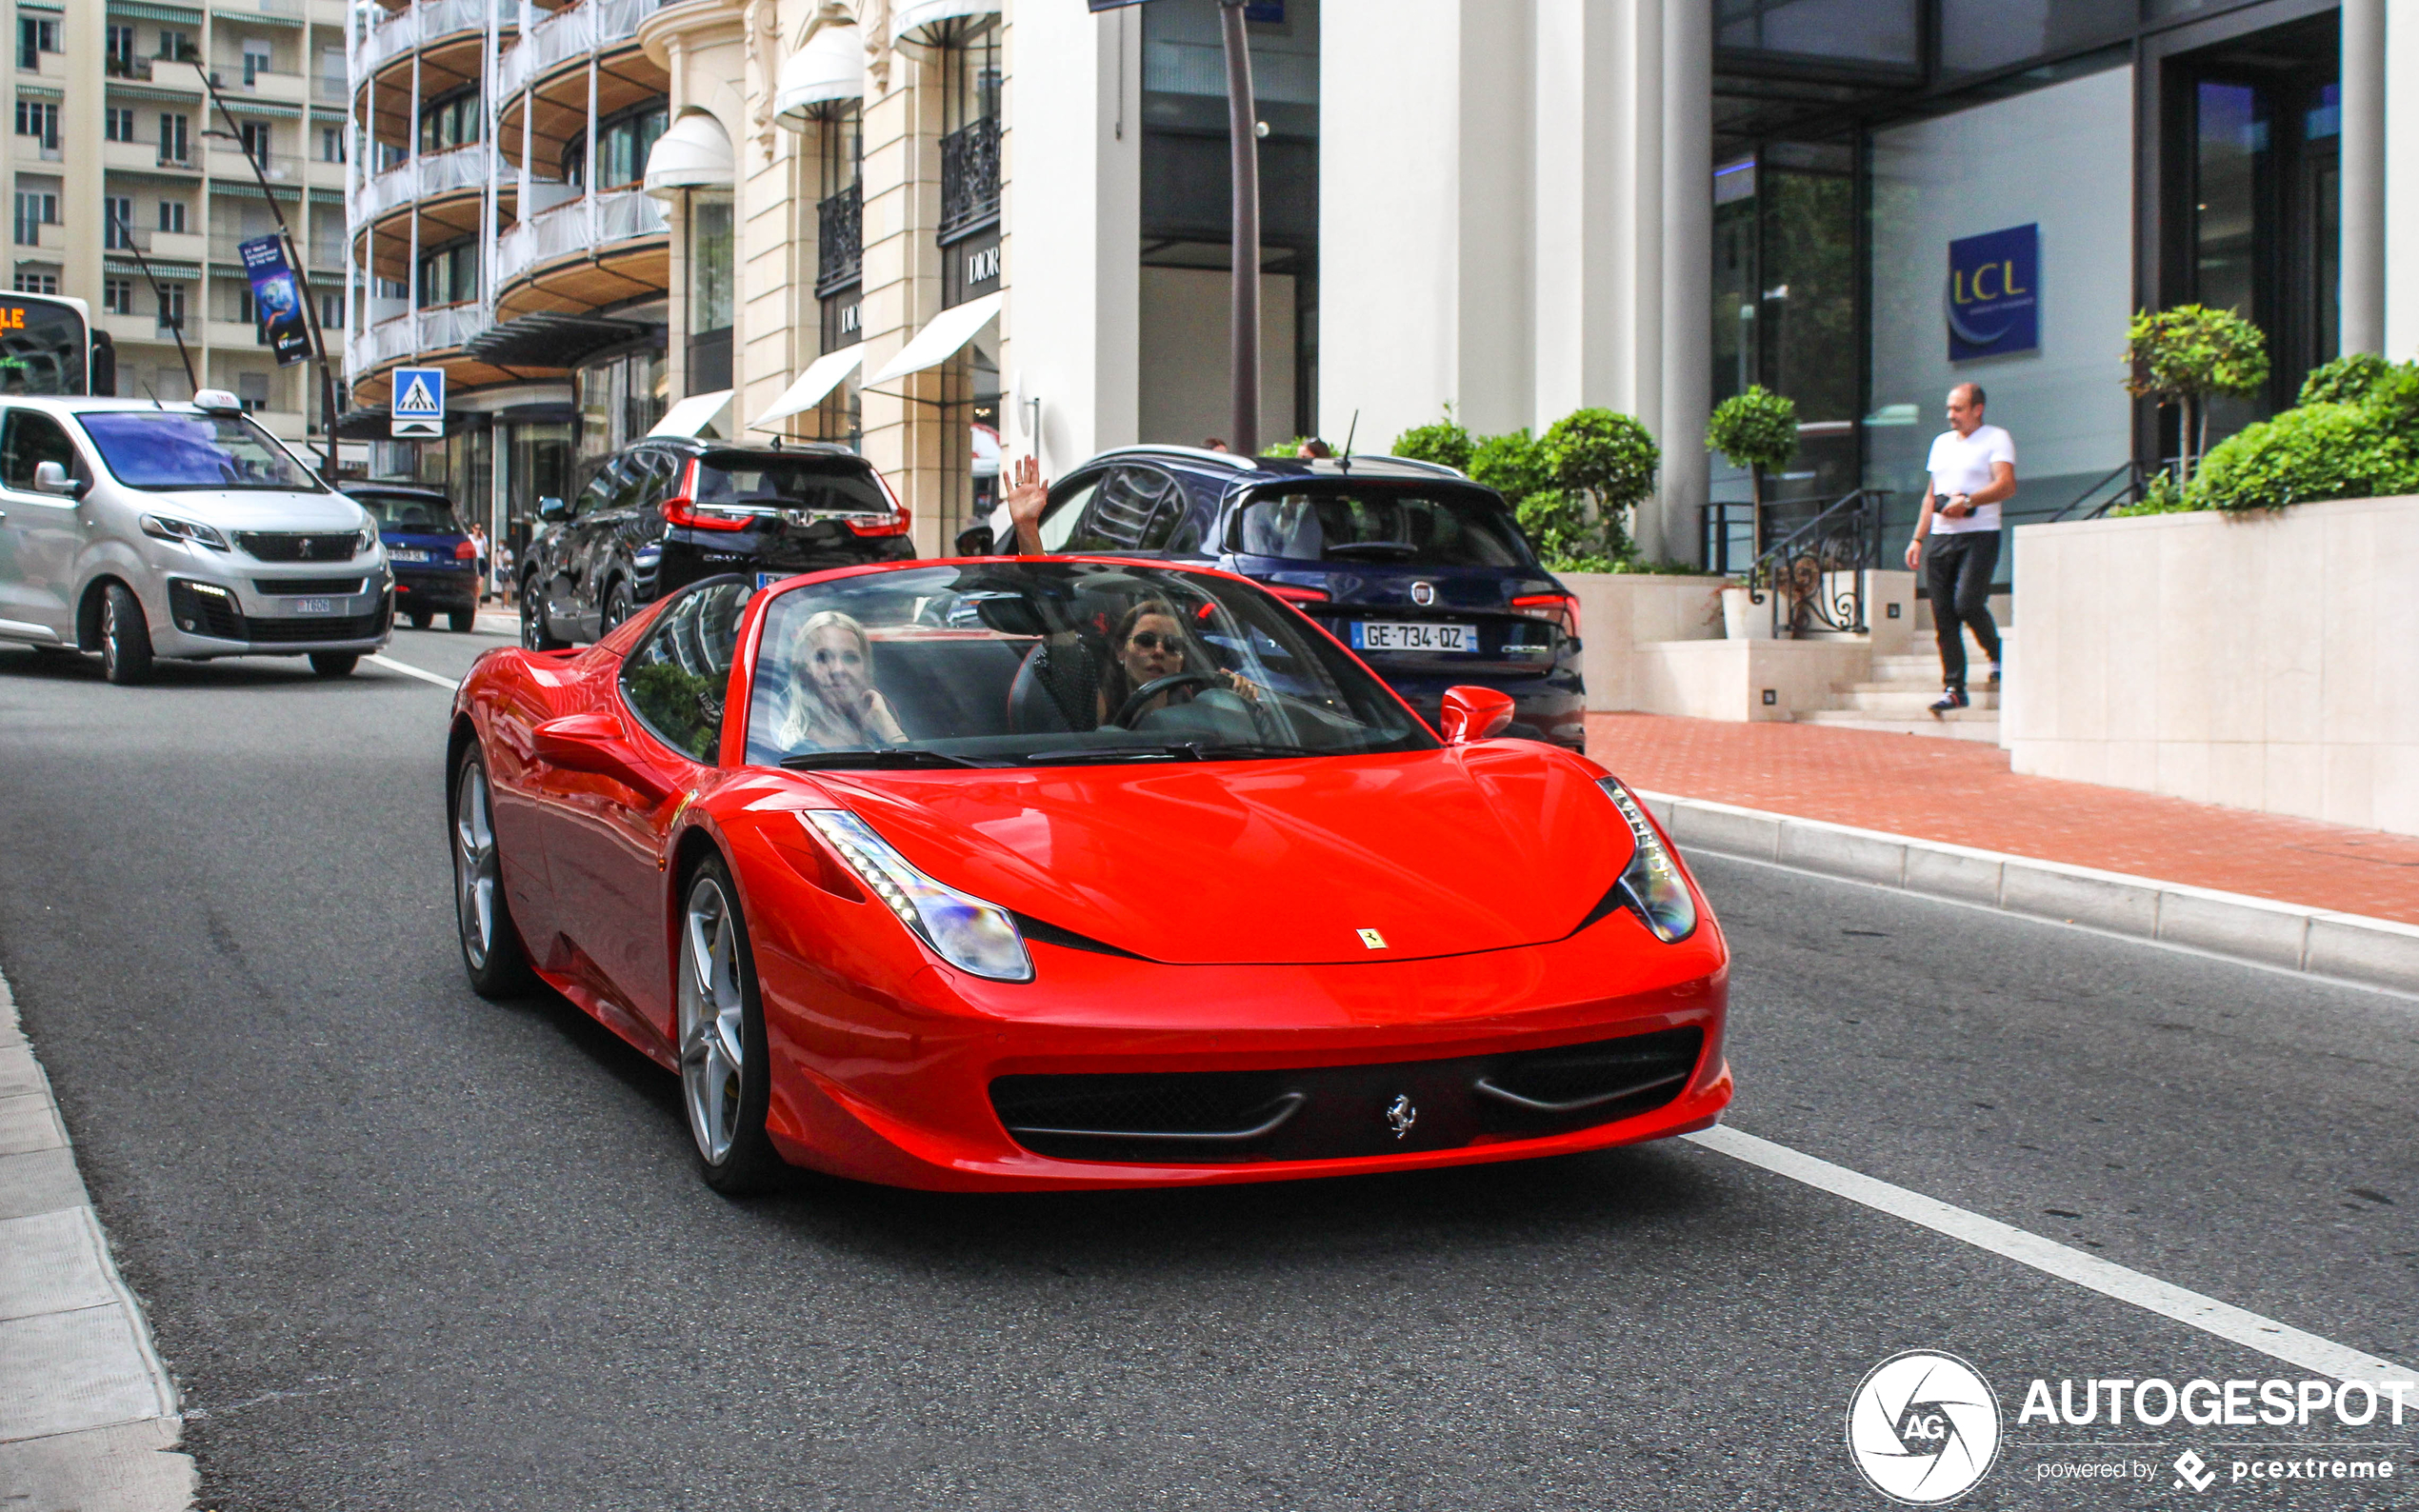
[99,583,153,686]
[310,651,358,677]
[676,857,782,1195]
[521,588,567,650]
[452,745,538,998]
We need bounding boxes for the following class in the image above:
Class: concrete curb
[0,968,192,1510]
[1636,789,2419,996]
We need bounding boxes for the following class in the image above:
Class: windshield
[1230,486,1535,567]
[744,562,1436,768]
[695,451,891,516]
[352,491,463,533]
[77,411,320,491]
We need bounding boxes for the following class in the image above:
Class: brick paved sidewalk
[1587,713,2419,927]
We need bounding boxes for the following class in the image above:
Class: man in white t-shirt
[1903,383,2014,713]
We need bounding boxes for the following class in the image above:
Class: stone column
[2342,0,2386,354]
[1655,0,1711,566]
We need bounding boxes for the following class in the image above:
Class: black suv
[961,448,1585,748]
[519,437,914,648]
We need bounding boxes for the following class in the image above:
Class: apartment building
[8,0,350,437]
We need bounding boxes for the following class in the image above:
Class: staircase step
[1832,687,1999,713]
[1794,712,2003,742]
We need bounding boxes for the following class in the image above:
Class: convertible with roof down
[446,556,1729,1192]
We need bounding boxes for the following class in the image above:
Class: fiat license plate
[292,598,336,615]
[1351,621,1475,653]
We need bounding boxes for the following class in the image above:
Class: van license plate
[293,598,336,615]
[1351,621,1474,653]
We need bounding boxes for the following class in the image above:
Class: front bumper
[151,569,392,657]
[748,899,1729,1191]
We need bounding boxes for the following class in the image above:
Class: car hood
[124,489,367,531]
[818,745,1632,965]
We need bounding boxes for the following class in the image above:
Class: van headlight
[800,810,1034,982]
[355,523,380,556]
[139,514,230,551]
[1599,779,1696,943]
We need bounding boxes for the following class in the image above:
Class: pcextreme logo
[1846,1350,2004,1504]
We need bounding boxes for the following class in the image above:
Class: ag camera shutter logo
[1846,1350,2003,1503]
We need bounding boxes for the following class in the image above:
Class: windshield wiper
[1177,742,1325,760]
[780,748,990,770]
[1020,741,1327,766]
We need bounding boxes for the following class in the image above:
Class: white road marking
[1686,1124,2412,1383]
[366,653,459,691]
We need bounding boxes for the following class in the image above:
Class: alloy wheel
[453,762,500,969]
[677,875,748,1166]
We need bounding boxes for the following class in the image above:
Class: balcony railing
[493,187,667,288]
[495,0,667,99]
[938,116,999,242]
[354,142,493,222]
[815,184,861,295]
[206,145,311,184]
[351,300,488,372]
[358,0,505,79]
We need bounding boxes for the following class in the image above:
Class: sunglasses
[1127,630,1183,652]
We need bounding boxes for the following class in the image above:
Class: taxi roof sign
[391,367,444,437]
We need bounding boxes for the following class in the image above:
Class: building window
[159,112,190,164]
[236,371,270,411]
[321,292,341,328]
[156,30,195,64]
[107,107,138,143]
[13,101,58,147]
[938,20,1002,241]
[234,285,255,324]
[104,195,134,249]
[13,271,56,295]
[107,25,138,75]
[14,189,58,246]
[238,121,272,167]
[418,89,480,154]
[241,41,274,89]
[158,200,186,234]
[17,18,60,71]
[416,240,476,305]
[560,101,668,190]
[104,278,133,314]
[321,126,345,163]
[157,286,185,330]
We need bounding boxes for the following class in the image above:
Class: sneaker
[1929,688,1969,715]
[1986,664,2002,686]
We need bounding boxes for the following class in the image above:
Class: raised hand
[1006,454,1050,553]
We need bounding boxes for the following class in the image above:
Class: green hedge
[2184,355,2419,512]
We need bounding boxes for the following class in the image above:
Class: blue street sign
[391,366,445,439]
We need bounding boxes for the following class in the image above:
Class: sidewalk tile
[1589,712,2419,926]
[0,1147,89,1224]
[0,1093,65,1159]
[0,1210,120,1323]
[0,1305,171,1442]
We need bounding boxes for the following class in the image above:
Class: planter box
[2009,494,2419,835]
[1558,572,1727,712]
[1631,638,1872,723]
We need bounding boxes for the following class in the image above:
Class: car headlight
[1598,778,1696,943]
[801,810,1034,982]
[139,514,230,551]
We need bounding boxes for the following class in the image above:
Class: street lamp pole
[1218,0,1260,457]
[191,62,343,476]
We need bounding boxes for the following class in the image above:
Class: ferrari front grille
[990,1025,1705,1164]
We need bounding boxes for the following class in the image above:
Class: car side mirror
[536,495,570,523]
[1438,686,1517,745]
[954,524,995,556]
[531,712,674,802]
[33,461,83,498]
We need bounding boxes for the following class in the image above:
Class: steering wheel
[1113,672,1218,727]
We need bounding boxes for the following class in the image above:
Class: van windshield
[1229,485,1535,567]
[76,411,321,492]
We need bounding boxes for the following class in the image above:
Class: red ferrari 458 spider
[447,557,1729,1192]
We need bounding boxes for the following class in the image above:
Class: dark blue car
[346,484,481,632]
[964,448,1584,749]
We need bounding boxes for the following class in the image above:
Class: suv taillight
[453,538,478,560]
[661,459,751,531]
[1510,591,1579,638]
[846,464,911,538]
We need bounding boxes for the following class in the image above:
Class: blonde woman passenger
[778,609,909,751]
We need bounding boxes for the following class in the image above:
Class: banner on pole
[391,367,446,439]
[238,235,312,368]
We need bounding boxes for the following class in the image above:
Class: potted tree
[1706,386,1797,638]
[2122,305,2268,484]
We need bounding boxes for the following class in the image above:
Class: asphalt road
[0,628,2413,1511]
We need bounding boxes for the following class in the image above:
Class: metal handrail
[2045,460,2149,524]
[1746,487,1888,639]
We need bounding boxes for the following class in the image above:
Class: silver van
[0,390,390,683]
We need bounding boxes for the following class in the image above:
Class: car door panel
[0,409,86,638]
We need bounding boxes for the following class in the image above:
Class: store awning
[867,292,1001,386]
[775,24,862,129]
[893,0,998,46]
[642,109,734,201]
[649,389,732,439]
[461,311,655,368]
[750,347,864,428]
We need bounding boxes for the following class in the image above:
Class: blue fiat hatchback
[961,448,1585,748]
[346,484,481,632]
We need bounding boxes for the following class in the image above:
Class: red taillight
[846,464,911,537]
[1259,582,1331,605]
[661,460,751,531]
[1510,591,1579,638]
[453,538,478,560]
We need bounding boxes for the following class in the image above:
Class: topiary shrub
[2296,351,2395,408]
[2123,305,2269,482]
[1469,428,1553,502]
[1540,408,1659,556]
[2188,401,2419,512]
[1390,409,1474,472]
[1705,386,1798,547]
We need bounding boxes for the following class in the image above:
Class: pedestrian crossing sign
[391,368,445,438]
